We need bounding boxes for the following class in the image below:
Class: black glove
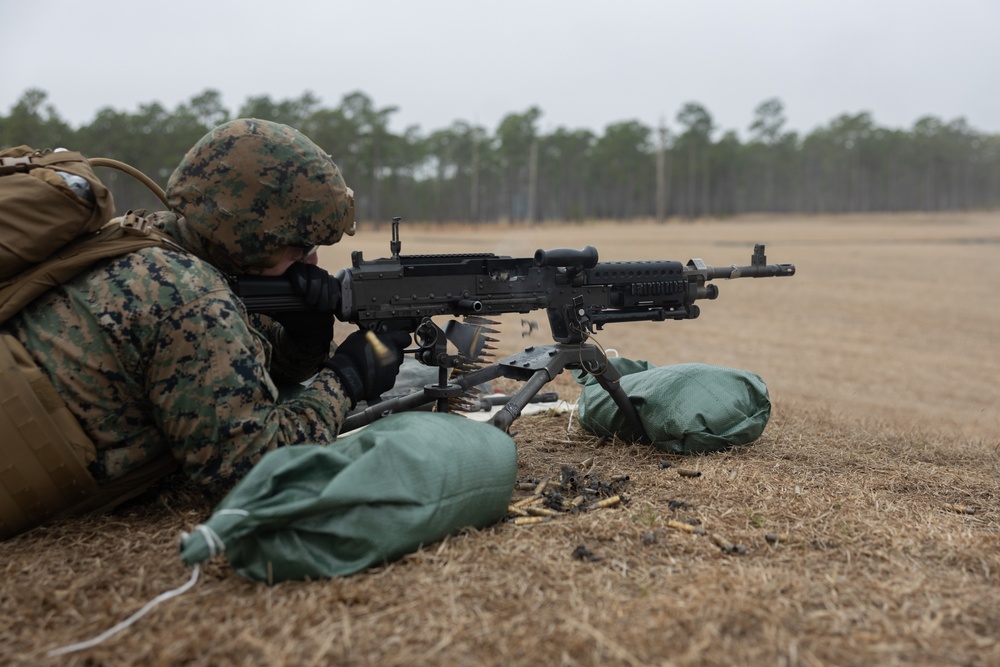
[285,262,340,312]
[267,264,339,350]
[269,309,334,351]
[323,330,412,406]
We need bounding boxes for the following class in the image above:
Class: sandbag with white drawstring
[179,412,518,582]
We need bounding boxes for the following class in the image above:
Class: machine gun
[234,218,795,440]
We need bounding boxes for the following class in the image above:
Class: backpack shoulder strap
[0,211,185,326]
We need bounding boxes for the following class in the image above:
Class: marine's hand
[270,308,334,351]
[286,262,340,312]
[323,330,412,406]
[267,263,339,351]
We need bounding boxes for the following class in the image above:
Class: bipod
[342,343,651,444]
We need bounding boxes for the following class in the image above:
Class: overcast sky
[2,0,997,140]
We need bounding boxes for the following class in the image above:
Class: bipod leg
[585,354,652,445]
[489,369,551,433]
[485,344,581,433]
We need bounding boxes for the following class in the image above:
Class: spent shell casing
[364,330,396,365]
[764,533,790,544]
[943,503,978,515]
[676,468,702,478]
[667,519,707,535]
[512,495,544,508]
[592,495,622,509]
[710,533,734,550]
[525,506,559,517]
[711,533,748,555]
[514,516,546,526]
[507,505,530,517]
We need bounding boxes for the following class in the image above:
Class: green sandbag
[576,358,770,454]
[179,412,517,582]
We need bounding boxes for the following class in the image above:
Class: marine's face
[257,246,319,277]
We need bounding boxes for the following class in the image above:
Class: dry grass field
[2,212,998,666]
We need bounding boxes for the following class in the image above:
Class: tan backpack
[0,147,181,325]
[0,146,116,280]
[0,146,183,538]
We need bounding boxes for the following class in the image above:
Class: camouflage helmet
[166,118,355,273]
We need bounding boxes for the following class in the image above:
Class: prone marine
[0,119,409,538]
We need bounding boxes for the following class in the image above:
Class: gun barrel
[456,299,484,312]
[707,263,795,280]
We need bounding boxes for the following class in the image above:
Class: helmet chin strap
[205,242,263,276]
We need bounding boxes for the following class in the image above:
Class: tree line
[3,88,998,222]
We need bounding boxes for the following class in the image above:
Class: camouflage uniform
[1,119,357,494]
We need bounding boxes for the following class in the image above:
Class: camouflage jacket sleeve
[5,245,353,495]
[148,288,352,488]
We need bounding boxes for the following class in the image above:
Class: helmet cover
[166,118,355,272]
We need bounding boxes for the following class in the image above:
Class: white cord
[195,524,225,558]
[47,564,201,657]
[45,509,248,658]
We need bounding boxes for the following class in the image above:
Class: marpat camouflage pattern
[0,119,358,495]
[3,230,352,492]
[167,118,355,275]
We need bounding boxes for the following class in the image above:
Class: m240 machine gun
[234,218,795,441]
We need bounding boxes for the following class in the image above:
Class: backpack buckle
[0,155,34,175]
[118,209,152,236]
